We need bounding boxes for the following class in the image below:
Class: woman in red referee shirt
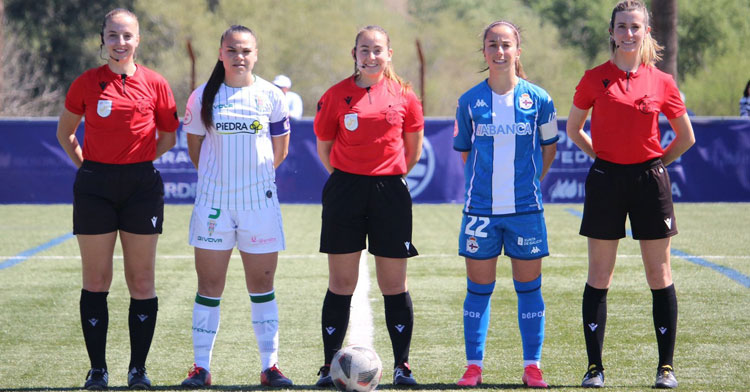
[56,8,178,390]
[566,1,695,389]
[313,25,424,387]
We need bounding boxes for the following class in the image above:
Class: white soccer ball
[330,345,383,392]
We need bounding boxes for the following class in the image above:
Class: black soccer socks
[322,290,352,364]
[384,291,414,368]
[128,297,158,370]
[582,284,608,369]
[80,289,109,369]
[652,284,678,368]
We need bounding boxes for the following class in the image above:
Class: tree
[651,0,678,81]
[4,0,133,96]
[0,32,63,116]
[523,0,612,66]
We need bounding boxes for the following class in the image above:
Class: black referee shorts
[580,157,677,240]
[73,160,165,235]
[320,169,418,258]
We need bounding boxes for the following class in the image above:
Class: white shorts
[188,204,285,254]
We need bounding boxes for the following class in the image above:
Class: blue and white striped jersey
[453,78,558,216]
[183,76,290,210]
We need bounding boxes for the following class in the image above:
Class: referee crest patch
[344,113,358,131]
[97,100,112,117]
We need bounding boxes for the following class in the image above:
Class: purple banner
[1,118,749,204]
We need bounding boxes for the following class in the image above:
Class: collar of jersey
[101,63,139,80]
[607,60,644,79]
[350,75,388,91]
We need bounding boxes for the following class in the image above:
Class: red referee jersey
[65,64,179,164]
[573,61,686,164]
[314,76,424,176]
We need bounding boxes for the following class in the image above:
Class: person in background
[273,74,304,119]
[566,1,695,388]
[313,25,424,387]
[179,25,293,389]
[56,8,179,390]
[453,20,558,389]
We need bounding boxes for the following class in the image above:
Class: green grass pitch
[0,203,748,391]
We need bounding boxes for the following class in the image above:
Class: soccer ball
[330,345,383,392]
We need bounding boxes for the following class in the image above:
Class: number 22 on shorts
[464,215,489,238]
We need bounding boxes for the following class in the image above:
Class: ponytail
[200,61,225,130]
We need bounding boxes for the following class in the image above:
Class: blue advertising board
[1,117,749,204]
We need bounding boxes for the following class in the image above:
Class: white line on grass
[346,252,374,348]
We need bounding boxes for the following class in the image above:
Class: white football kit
[183,76,290,251]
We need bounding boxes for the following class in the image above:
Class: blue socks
[514,275,545,363]
[463,278,495,362]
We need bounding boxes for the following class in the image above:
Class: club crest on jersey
[385,109,401,125]
[344,113,358,131]
[466,236,479,253]
[518,93,533,110]
[97,100,112,117]
[184,108,193,125]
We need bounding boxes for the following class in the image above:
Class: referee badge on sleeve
[344,113,358,131]
[97,100,112,118]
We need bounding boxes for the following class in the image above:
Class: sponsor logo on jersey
[97,100,112,117]
[345,96,353,105]
[519,236,542,246]
[659,326,668,335]
[214,120,264,134]
[344,113,358,131]
[475,122,532,136]
[531,246,541,254]
[453,119,459,137]
[197,236,222,243]
[664,217,672,230]
[99,81,108,91]
[250,236,277,245]
[602,79,610,88]
[519,93,533,109]
[394,324,405,332]
[213,103,234,110]
[464,310,482,319]
[207,220,216,236]
[474,99,488,108]
[466,236,479,253]
[588,323,598,331]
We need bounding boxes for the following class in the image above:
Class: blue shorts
[458,212,549,260]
